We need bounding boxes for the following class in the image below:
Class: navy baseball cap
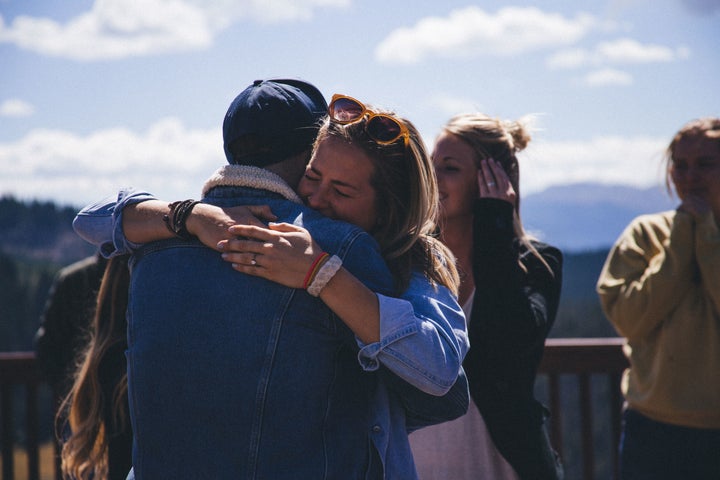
[222,78,328,166]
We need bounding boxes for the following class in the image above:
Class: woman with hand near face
[597,118,720,480]
[409,113,564,480]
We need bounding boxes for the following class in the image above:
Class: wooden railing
[539,337,628,480]
[0,352,60,480]
[1,338,628,480]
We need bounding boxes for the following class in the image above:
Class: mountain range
[522,182,677,252]
[0,182,677,262]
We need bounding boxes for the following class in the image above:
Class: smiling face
[297,136,378,232]
[432,132,480,221]
[670,133,720,218]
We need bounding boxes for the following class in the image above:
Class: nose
[305,185,328,210]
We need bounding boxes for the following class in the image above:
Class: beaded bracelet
[162,199,201,240]
[303,252,330,290]
[307,255,342,297]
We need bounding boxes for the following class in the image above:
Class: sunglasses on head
[329,94,410,147]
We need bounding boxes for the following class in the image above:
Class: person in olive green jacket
[597,117,720,480]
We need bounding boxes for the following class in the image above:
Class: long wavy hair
[440,113,552,274]
[58,255,130,480]
[314,111,460,296]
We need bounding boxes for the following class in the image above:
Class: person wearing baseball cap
[222,78,328,168]
[73,79,469,479]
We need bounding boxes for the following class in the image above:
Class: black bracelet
[162,201,181,236]
[162,200,200,240]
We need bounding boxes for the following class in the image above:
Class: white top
[409,291,520,479]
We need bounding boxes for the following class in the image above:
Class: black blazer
[463,198,564,480]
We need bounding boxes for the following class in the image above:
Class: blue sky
[1,0,718,208]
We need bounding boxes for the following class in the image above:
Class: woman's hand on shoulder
[218,222,324,289]
[187,204,276,252]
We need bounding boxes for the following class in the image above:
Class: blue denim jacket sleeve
[384,366,470,432]
[357,271,470,396]
[72,188,156,258]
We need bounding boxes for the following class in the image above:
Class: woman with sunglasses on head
[212,95,468,397]
[408,113,564,480]
[74,94,469,477]
[220,95,463,348]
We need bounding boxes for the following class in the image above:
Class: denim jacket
[74,167,469,479]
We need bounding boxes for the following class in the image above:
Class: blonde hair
[315,111,460,295]
[440,113,552,274]
[665,117,720,196]
[59,255,130,480]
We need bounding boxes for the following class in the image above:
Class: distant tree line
[0,195,617,352]
[553,249,617,339]
[0,196,94,351]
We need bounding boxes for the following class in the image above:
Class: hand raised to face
[477,158,516,208]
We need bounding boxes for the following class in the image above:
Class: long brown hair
[59,255,130,480]
[315,112,460,295]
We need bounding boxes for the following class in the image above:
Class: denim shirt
[74,172,469,479]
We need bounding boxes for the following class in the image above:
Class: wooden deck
[1,338,629,480]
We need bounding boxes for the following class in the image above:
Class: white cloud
[0,0,349,60]
[0,118,222,206]
[521,135,667,195]
[547,38,689,69]
[0,99,35,117]
[375,6,597,64]
[596,38,682,63]
[205,0,350,24]
[545,47,590,69]
[1,121,670,206]
[425,93,485,118]
[583,68,634,86]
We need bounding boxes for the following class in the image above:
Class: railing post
[610,372,624,480]
[26,382,40,480]
[548,373,563,457]
[579,373,594,480]
[55,390,63,480]
[1,384,14,480]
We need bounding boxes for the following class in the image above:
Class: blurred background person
[597,117,720,480]
[410,113,564,479]
[35,250,133,480]
[58,255,133,480]
[35,252,107,397]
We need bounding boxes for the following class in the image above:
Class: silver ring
[487,181,495,187]
[250,254,257,266]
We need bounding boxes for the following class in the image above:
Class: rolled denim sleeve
[73,188,156,258]
[357,271,469,396]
